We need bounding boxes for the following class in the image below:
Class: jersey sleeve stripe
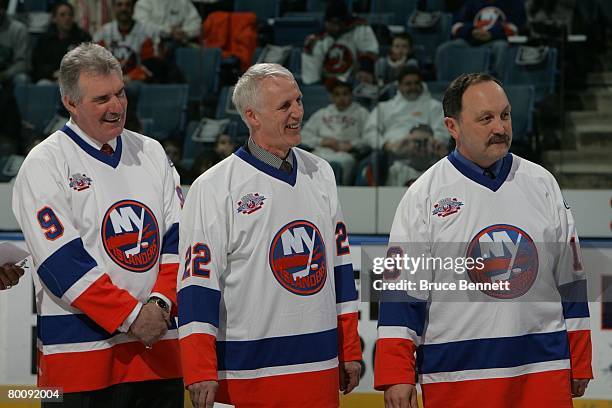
[177,285,221,328]
[178,321,218,339]
[37,237,98,298]
[418,330,570,374]
[38,312,179,346]
[378,325,420,344]
[161,222,179,255]
[565,317,590,331]
[336,299,359,315]
[562,301,590,319]
[377,295,427,336]
[217,328,338,371]
[334,264,358,303]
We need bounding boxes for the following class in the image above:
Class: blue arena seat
[435,43,491,82]
[273,16,322,46]
[499,46,558,103]
[407,12,452,66]
[301,84,330,121]
[234,0,280,20]
[215,86,250,139]
[369,0,417,24]
[137,84,189,140]
[505,84,535,143]
[175,47,222,104]
[13,83,60,134]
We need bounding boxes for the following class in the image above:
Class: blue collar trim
[61,125,122,168]
[234,147,297,186]
[447,151,512,192]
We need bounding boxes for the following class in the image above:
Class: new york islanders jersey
[12,121,183,392]
[375,153,592,407]
[177,147,361,407]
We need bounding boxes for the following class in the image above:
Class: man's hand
[572,379,590,397]
[187,381,218,408]
[339,361,361,394]
[171,26,187,43]
[128,302,170,346]
[0,263,25,290]
[384,383,418,408]
[471,28,491,42]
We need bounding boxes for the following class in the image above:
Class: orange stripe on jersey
[216,367,340,408]
[567,330,593,378]
[337,312,361,362]
[72,273,139,333]
[422,369,573,408]
[180,333,218,385]
[153,263,179,314]
[37,339,181,393]
[374,338,416,390]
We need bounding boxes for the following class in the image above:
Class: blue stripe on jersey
[562,301,590,319]
[177,285,221,328]
[417,330,570,374]
[334,264,357,304]
[161,223,179,255]
[377,292,427,336]
[217,328,338,371]
[38,238,97,298]
[447,151,512,192]
[61,125,122,168]
[234,147,297,187]
[38,313,178,345]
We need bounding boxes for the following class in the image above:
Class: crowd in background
[0,0,606,185]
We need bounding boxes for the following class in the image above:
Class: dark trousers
[43,378,184,408]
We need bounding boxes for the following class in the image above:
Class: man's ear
[244,108,259,130]
[444,117,459,143]
[62,95,78,117]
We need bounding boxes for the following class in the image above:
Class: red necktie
[100,143,114,156]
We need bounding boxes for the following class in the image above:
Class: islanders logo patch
[466,224,538,299]
[101,200,160,272]
[236,193,266,215]
[69,173,92,191]
[432,197,463,217]
[269,220,327,296]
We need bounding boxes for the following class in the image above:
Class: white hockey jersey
[94,20,159,81]
[301,20,379,85]
[301,102,370,149]
[375,153,592,407]
[177,147,361,407]
[12,121,183,392]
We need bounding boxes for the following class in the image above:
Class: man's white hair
[232,63,296,122]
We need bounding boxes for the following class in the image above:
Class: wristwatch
[147,296,170,312]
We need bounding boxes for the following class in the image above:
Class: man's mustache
[487,133,510,146]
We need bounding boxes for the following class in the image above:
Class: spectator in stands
[185,149,219,184]
[162,138,188,179]
[32,2,91,84]
[94,0,161,84]
[213,133,236,160]
[375,32,419,86]
[302,0,379,86]
[134,0,202,50]
[386,124,447,186]
[361,66,447,184]
[68,0,113,35]
[0,0,30,84]
[439,0,526,75]
[301,80,369,185]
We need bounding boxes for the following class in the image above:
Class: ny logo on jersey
[269,220,327,296]
[466,224,539,299]
[101,200,160,272]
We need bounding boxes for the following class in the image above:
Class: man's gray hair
[59,43,122,104]
[232,63,295,121]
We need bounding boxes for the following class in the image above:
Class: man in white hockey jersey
[178,63,362,407]
[375,73,592,407]
[12,43,184,407]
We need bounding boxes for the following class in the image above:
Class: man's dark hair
[396,65,422,83]
[325,0,350,22]
[51,1,74,17]
[443,72,503,119]
[328,79,352,93]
